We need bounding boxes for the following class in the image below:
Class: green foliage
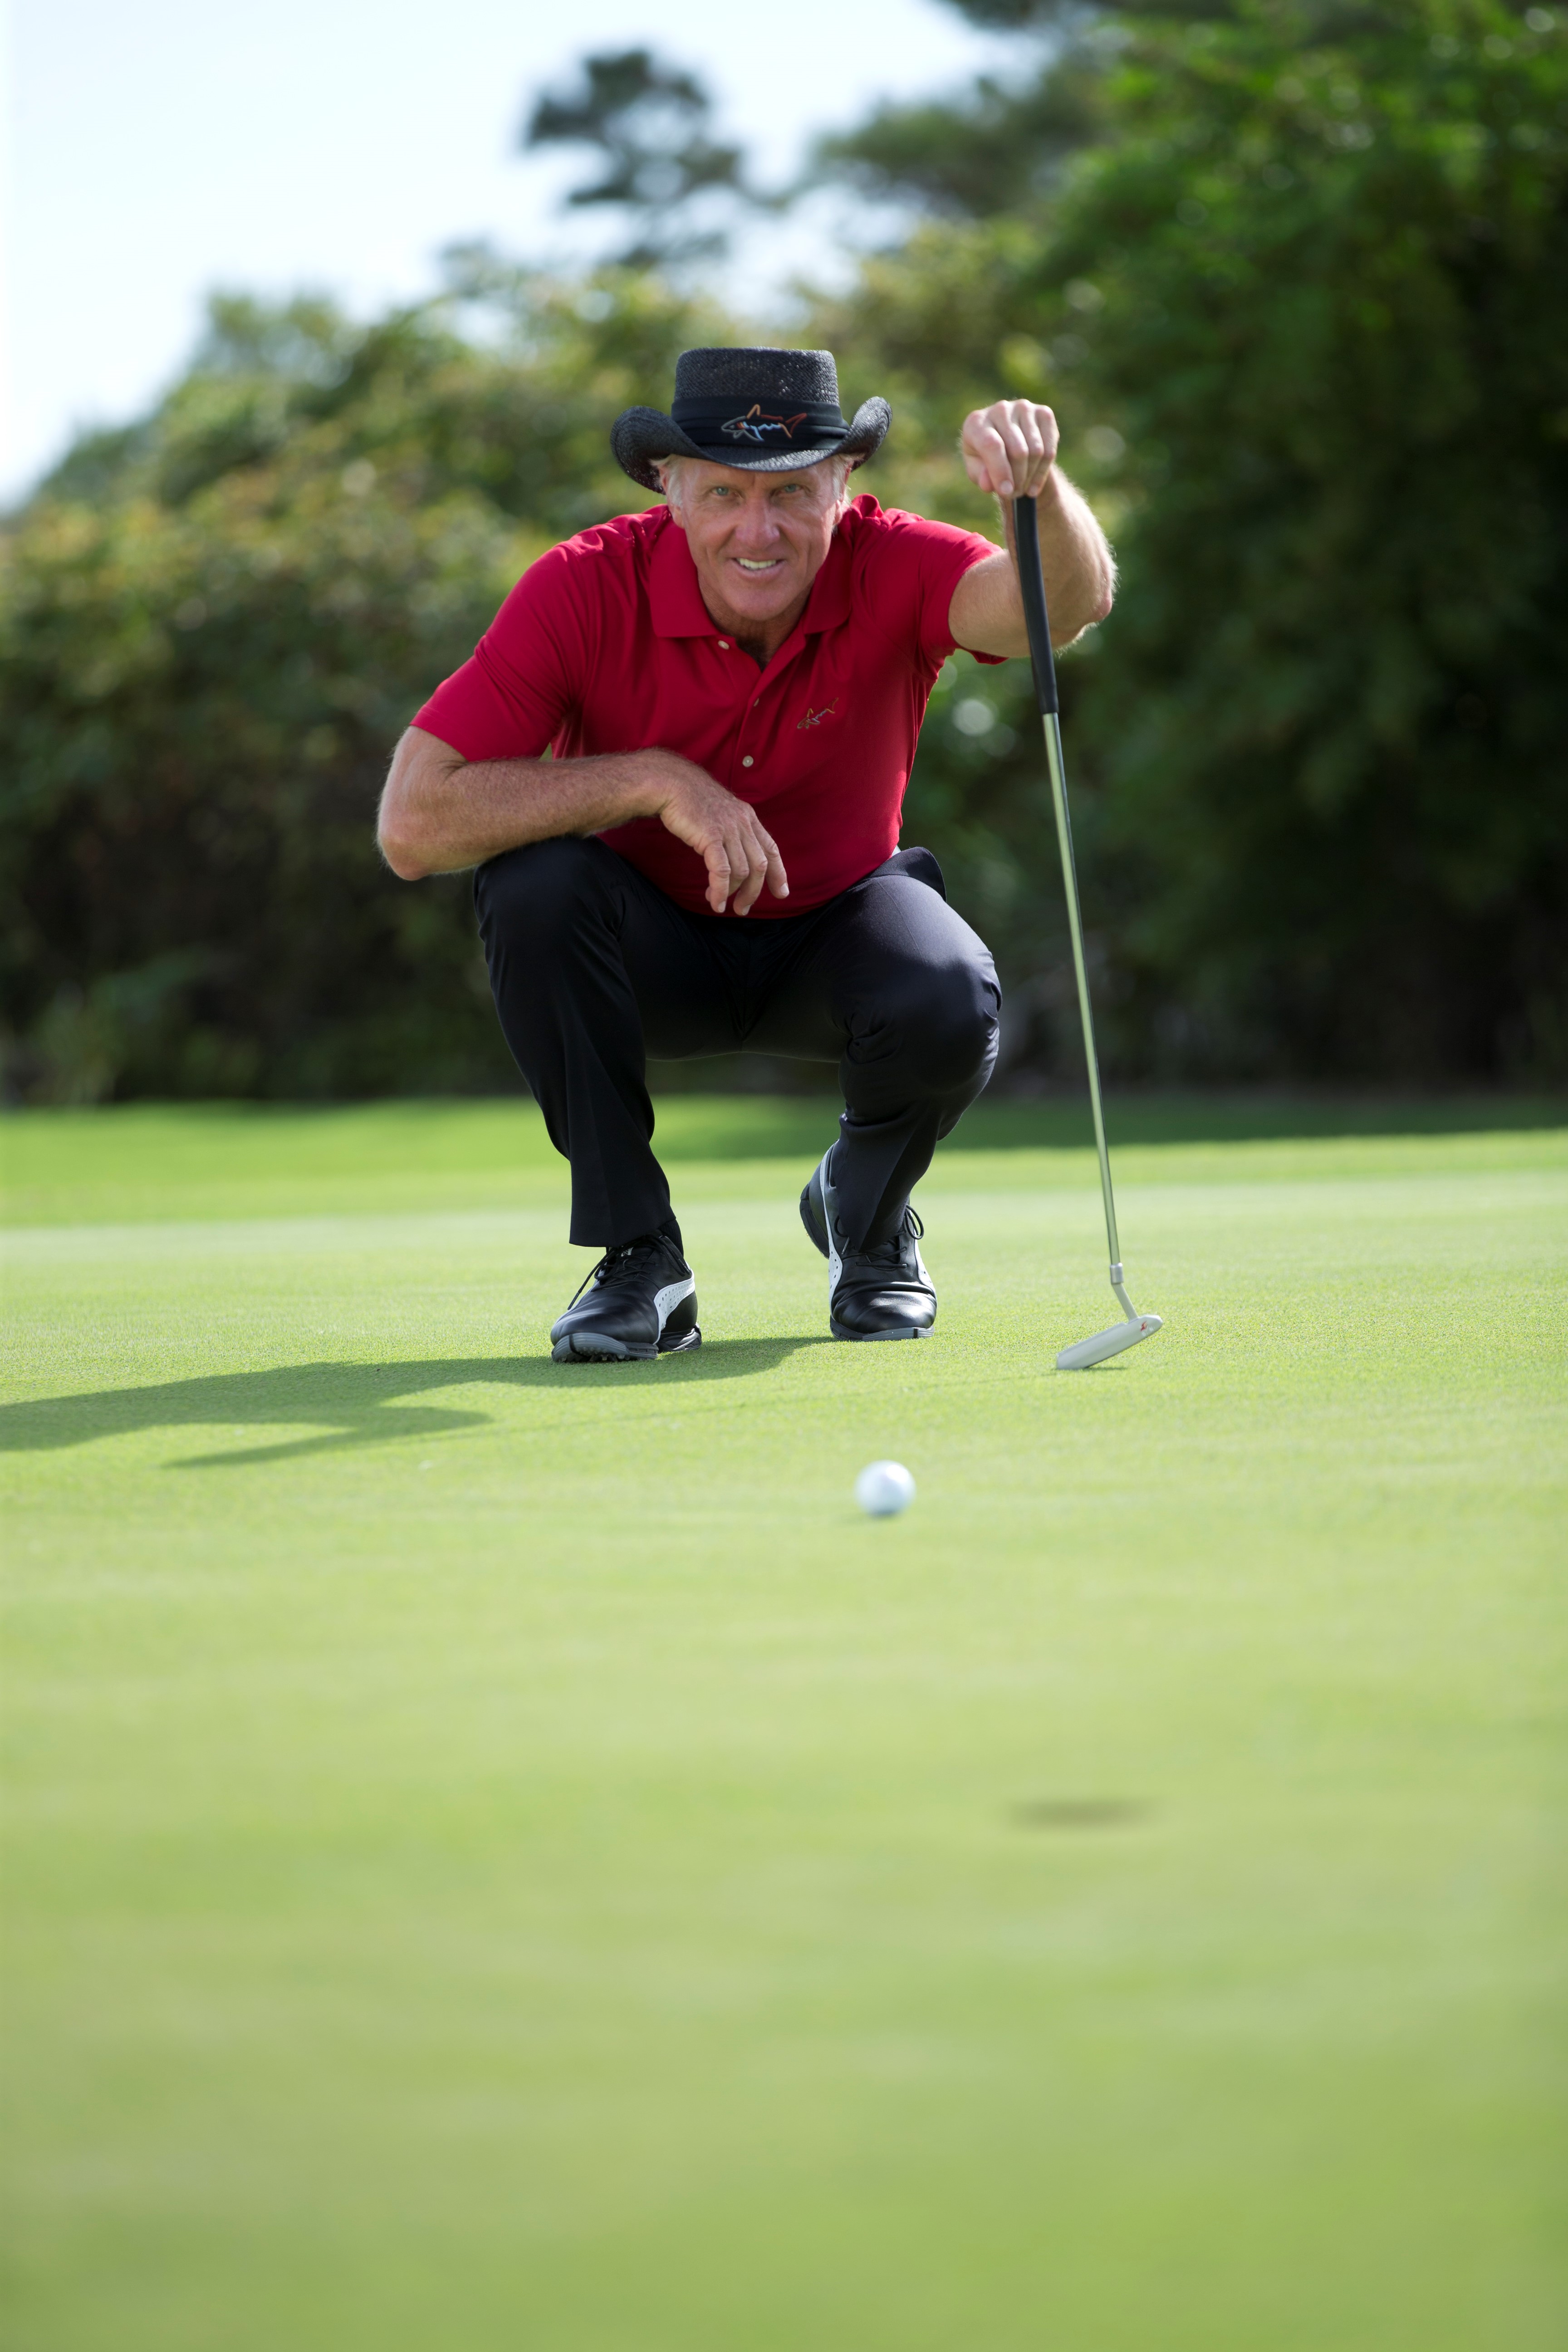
[524,49,768,267]
[810,58,1105,218]
[1054,0,1568,1077]
[813,0,1568,1081]
[5,10,1565,1100]
[0,278,728,1100]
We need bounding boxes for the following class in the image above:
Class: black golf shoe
[799,1146,937,1342]
[550,1227,701,1362]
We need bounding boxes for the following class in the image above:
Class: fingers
[727,812,788,916]
[707,817,756,914]
[961,418,1015,499]
[701,838,733,915]
[961,401,1058,500]
[689,797,789,915]
[762,834,789,906]
[732,815,787,916]
[1020,402,1059,498]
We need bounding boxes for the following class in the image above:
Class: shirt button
[741,755,754,768]
[717,639,729,650]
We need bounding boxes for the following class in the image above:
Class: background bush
[0,278,726,1098]
[2,0,1564,1100]
[817,0,1568,1086]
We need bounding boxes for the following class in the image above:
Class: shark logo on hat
[722,404,810,445]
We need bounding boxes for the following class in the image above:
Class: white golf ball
[855,1460,916,1518]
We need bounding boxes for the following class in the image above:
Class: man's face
[667,460,845,631]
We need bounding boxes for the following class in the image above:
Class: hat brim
[611,397,891,493]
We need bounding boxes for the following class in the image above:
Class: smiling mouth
[735,557,785,573]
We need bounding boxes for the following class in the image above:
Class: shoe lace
[564,1232,670,1313]
[852,1205,924,1269]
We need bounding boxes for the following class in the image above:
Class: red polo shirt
[411,495,1003,917]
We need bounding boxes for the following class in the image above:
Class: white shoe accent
[653,1274,696,1336]
[818,1153,844,1306]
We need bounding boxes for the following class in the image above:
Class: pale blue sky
[3,0,1024,498]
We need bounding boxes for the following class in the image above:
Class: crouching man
[378,346,1113,1359]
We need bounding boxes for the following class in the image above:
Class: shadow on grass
[1,1338,829,1469]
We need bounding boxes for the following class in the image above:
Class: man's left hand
[960,400,1059,503]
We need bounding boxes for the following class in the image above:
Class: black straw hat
[612,347,890,492]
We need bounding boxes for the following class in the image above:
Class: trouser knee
[475,837,609,963]
[895,961,1000,1096]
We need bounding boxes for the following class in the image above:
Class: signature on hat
[722,404,810,445]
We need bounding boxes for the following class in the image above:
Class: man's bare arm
[946,399,1116,657]
[949,472,1116,656]
[376,726,789,916]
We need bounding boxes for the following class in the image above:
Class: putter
[1013,493,1164,1371]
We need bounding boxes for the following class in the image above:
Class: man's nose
[733,500,783,547]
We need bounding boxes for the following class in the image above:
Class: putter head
[1056,1310,1163,1372]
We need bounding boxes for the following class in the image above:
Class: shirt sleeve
[880,508,1009,671]
[410,544,586,760]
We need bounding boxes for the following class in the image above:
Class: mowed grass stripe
[4,1093,1564,1225]
[0,1107,1563,2351]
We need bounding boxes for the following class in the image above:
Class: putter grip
[1013,494,1060,718]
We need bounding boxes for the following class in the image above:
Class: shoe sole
[551,1325,702,1364]
[829,1319,926,1343]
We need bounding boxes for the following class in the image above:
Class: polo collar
[647,510,854,641]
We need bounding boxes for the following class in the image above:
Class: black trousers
[474,837,1001,1252]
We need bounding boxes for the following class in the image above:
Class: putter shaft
[1013,495,1122,1288]
[1038,702,1122,1283]
[1013,495,1159,1349]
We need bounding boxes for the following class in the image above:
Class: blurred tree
[811,50,1106,218]
[1046,0,1568,1079]
[810,0,1568,1082]
[5,14,1564,1102]
[0,275,728,1101]
[524,49,774,267]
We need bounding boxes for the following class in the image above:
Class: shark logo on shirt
[798,699,839,730]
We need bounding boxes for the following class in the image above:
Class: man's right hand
[378,730,788,909]
[651,762,789,916]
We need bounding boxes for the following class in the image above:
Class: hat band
[671,396,850,453]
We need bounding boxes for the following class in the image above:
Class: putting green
[2,1100,1565,2352]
